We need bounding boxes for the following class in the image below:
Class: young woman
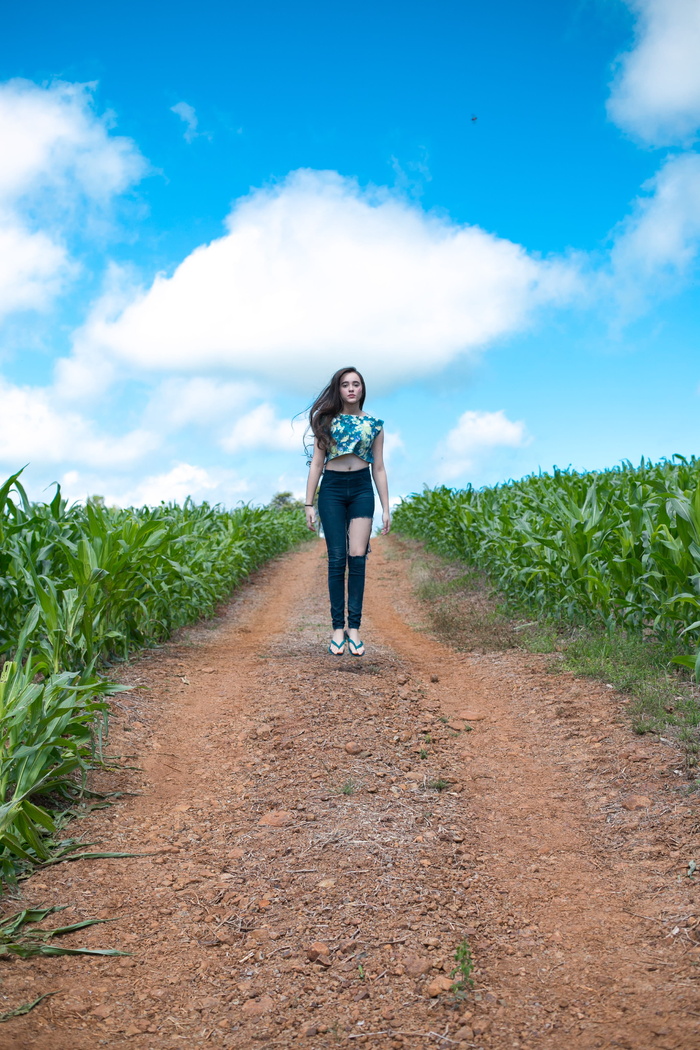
[304,367,390,656]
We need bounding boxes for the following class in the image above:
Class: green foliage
[0,656,119,880]
[1,471,310,669]
[268,491,304,511]
[393,456,700,678]
[0,905,126,959]
[0,470,311,881]
[450,938,475,996]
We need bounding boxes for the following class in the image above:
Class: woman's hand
[305,505,317,531]
[381,510,391,535]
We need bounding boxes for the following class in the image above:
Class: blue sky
[0,0,699,507]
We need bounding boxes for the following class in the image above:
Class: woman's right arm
[304,439,325,531]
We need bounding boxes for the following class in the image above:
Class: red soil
[1,537,698,1049]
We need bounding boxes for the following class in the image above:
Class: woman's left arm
[371,430,391,535]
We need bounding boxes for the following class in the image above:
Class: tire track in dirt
[1,537,698,1049]
[366,541,700,1049]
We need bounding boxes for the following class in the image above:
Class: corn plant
[393,456,700,678]
[0,471,310,881]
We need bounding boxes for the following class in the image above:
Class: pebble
[622,750,651,762]
[259,810,293,827]
[430,674,439,682]
[90,1004,113,1019]
[403,955,432,977]
[426,975,454,997]
[458,710,485,721]
[622,795,652,810]
[241,995,274,1017]
[65,1001,91,1016]
[345,742,362,755]
[307,941,331,963]
[300,1023,319,1036]
[455,1025,474,1040]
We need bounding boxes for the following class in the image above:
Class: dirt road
[2,537,699,1049]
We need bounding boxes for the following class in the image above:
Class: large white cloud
[67,169,580,388]
[101,463,249,508]
[220,403,307,454]
[0,79,145,204]
[0,376,159,468]
[605,2,700,307]
[0,224,67,315]
[608,0,700,145]
[143,376,261,431]
[611,152,700,282]
[0,79,146,321]
[436,409,530,481]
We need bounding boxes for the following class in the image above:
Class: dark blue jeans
[318,467,375,630]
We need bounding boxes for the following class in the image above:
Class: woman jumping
[304,367,391,656]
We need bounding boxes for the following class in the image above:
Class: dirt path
[2,538,699,1049]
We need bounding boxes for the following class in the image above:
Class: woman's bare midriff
[324,453,369,472]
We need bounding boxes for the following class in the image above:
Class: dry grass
[391,536,519,653]
[389,534,700,783]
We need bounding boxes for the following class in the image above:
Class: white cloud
[53,261,140,399]
[382,429,405,464]
[144,376,261,431]
[436,409,530,481]
[0,223,67,315]
[66,169,580,389]
[0,78,146,322]
[103,462,248,508]
[608,0,700,145]
[171,101,200,143]
[220,403,307,454]
[610,152,700,298]
[0,376,159,468]
[0,79,145,204]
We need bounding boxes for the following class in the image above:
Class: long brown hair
[307,367,366,455]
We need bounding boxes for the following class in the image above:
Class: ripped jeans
[317,467,375,630]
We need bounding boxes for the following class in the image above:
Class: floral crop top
[327,413,384,464]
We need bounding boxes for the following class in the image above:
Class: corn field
[0,470,309,881]
[393,456,700,676]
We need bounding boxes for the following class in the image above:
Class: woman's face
[339,372,363,409]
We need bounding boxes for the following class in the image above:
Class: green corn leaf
[0,991,57,1022]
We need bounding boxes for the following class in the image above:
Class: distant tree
[87,494,120,513]
[268,491,304,511]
